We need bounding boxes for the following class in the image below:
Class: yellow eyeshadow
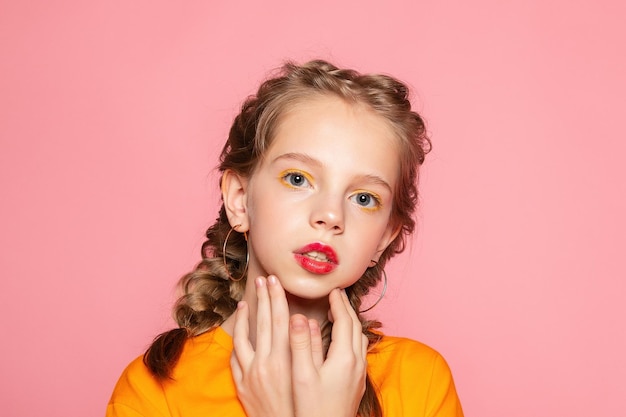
[351,190,383,212]
[277,169,314,188]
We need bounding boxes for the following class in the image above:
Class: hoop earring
[359,261,388,313]
[223,224,249,282]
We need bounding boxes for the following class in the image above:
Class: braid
[143,209,248,378]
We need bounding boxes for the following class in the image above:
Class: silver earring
[222,224,249,282]
[359,261,388,313]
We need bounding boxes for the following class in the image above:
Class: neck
[284,292,330,325]
[221,278,331,348]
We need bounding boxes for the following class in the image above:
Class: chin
[283,284,333,303]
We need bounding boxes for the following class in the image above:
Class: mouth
[293,242,339,274]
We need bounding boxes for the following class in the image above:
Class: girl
[107,60,464,417]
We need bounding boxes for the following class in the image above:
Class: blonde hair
[145,60,431,416]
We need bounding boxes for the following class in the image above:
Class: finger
[254,276,272,356]
[267,275,290,355]
[327,288,354,358]
[230,351,243,384]
[361,333,369,361]
[289,314,316,379]
[232,301,254,366]
[308,318,324,369]
[339,289,365,357]
[327,307,335,324]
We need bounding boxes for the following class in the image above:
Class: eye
[287,173,306,186]
[280,170,312,189]
[350,192,382,210]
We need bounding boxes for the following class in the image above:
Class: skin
[221,95,402,417]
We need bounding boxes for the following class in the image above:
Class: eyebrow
[360,174,393,194]
[272,152,393,193]
[272,152,322,167]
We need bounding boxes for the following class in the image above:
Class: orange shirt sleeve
[423,352,464,417]
[106,356,170,417]
[369,336,464,417]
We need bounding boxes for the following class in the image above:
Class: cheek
[247,195,291,236]
[352,223,387,253]
[244,189,267,227]
[374,217,397,249]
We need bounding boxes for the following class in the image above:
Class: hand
[230,276,294,417]
[289,288,368,417]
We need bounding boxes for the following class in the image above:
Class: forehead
[265,95,401,178]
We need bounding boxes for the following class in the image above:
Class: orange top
[107,327,463,417]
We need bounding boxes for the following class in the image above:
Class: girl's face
[237,95,401,301]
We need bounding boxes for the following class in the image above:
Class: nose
[310,193,344,233]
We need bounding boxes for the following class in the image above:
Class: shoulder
[368,334,454,379]
[106,355,169,417]
[368,333,448,371]
[107,327,232,417]
[368,334,464,416]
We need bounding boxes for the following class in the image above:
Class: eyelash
[279,170,313,189]
[349,191,383,211]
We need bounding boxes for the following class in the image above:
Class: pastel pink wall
[1,1,624,415]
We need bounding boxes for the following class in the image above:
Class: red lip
[293,242,339,275]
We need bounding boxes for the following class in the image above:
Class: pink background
[1,1,624,416]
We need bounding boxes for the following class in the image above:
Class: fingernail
[308,319,320,333]
[255,277,264,287]
[237,301,245,309]
[268,275,277,285]
[291,316,307,330]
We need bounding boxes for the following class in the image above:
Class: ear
[221,169,250,232]
[372,222,402,263]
